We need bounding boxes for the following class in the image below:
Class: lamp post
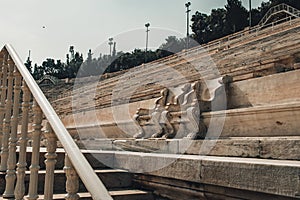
[145,23,150,62]
[249,0,252,27]
[185,2,191,49]
[108,38,113,56]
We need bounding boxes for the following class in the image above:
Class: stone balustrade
[0,45,112,200]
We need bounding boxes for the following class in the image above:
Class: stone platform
[77,137,300,160]
[86,150,300,199]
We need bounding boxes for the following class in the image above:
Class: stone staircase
[0,148,156,200]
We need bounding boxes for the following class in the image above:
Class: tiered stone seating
[46,18,300,137]
[4,14,300,199]
[32,17,300,199]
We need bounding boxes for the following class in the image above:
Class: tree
[191,12,209,44]
[69,46,75,60]
[225,0,248,33]
[191,0,249,44]
[32,64,44,80]
[24,56,32,74]
[207,8,227,41]
[157,36,186,57]
[270,0,300,9]
[62,46,84,78]
[42,58,56,75]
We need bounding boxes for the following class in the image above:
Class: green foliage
[225,0,248,33]
[156,36,186,57]
[31,35,187,80]
[32,46,83,80]
[191,0,299,44]
[31,0,299,80]
[270,0,300,9]
[192,0,248,44]
[24,56,32,74]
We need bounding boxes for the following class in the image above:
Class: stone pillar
[3,67,22,198]
[15,81,31,200]
[27,100,42,200]
[43,122,57,200]
[64,154,80,200]
[0,53,7,151]
[0,55,14,172]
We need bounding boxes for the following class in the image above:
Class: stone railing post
[3,67,22,198]
[43,122,58,200]
[15,81,31,200]
[64,154,80,200]
[27,99,42,200]
[0,55,14,172]
[0,53,7,151]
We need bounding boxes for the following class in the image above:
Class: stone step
[33,169,132,193]
[21,147,110,170]
[32,189,154,200]
[106,136,300,160]
[134,173,296,200]
[105,151,300,199]
[0,169,133,195]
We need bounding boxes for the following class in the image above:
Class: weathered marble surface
[65,100,300,140]
[92,150,300,198]
[228,69,300,108]
[76,137,300,160]
[62,70,300,139]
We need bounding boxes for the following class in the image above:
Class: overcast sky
[0,0,264,64]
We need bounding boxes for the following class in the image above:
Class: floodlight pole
[108,38,113,56]
[145,23,150,62]
[249,0,252,27]
[185,2,191,49]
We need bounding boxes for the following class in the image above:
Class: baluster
[64,154,79,200]
[0,55,14,172]
[15,81,31,200]
[0,53,7,151]
[27,100,42,200]
[0,55,2,150]
[43,122,57,200]
[3,67,22,198]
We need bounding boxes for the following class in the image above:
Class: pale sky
[0,0,264,64]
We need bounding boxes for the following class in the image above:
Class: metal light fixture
[145,23,150,62]
[185,2,191,49]
[108,38,113,56]
[145,23,150,53]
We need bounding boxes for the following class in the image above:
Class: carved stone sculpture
[133,76,230,140]
[133,88,169,139]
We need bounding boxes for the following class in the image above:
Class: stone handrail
[0,44,113,199]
